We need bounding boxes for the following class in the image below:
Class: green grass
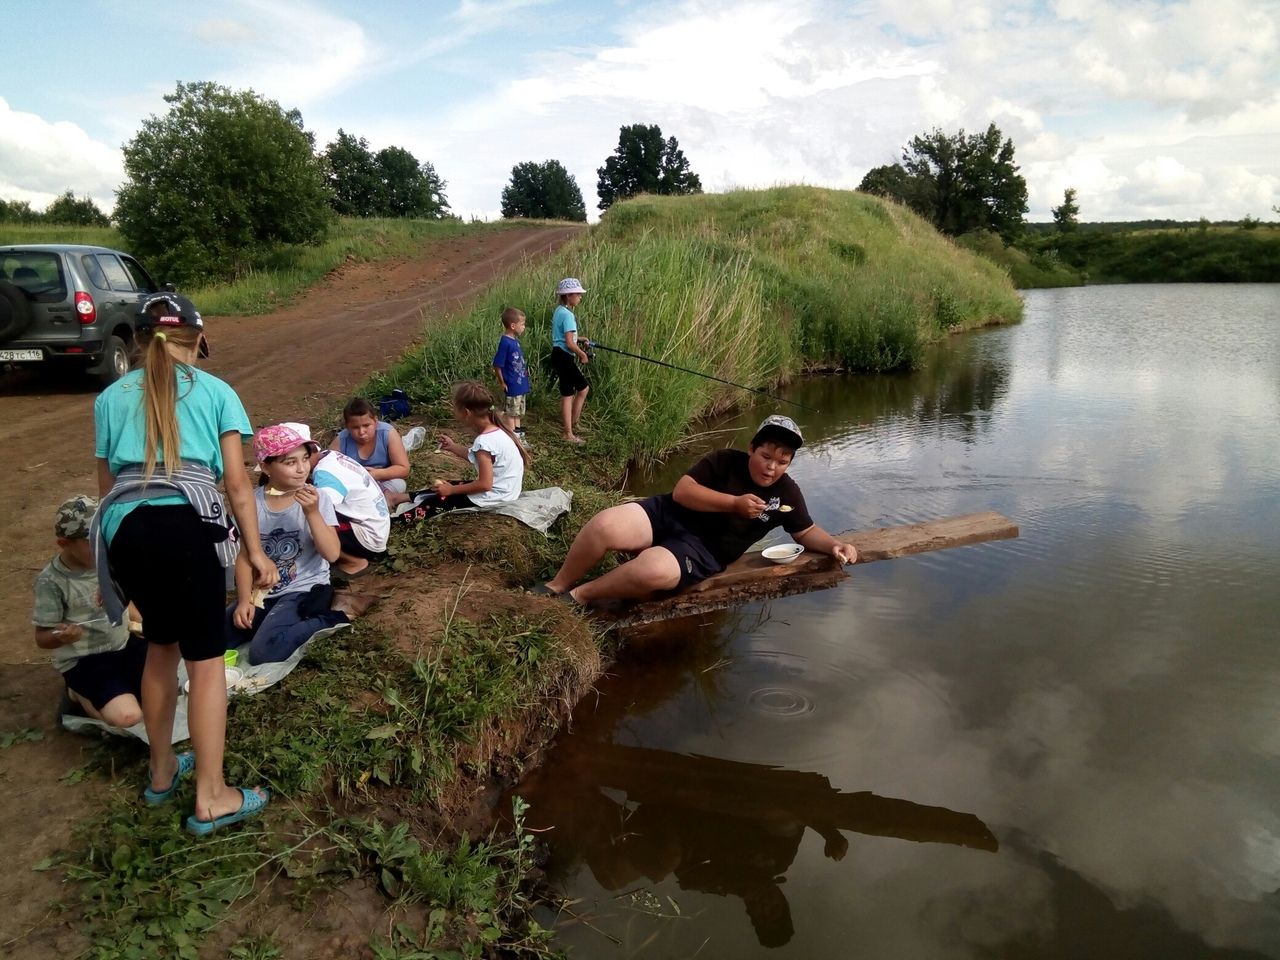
[52,616,583,958]
[0,217,519,316]
[0,223,121,246]
[371,185,1022,465]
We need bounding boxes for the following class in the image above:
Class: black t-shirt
[674,449,814,566]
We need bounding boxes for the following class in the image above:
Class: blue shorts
[62,634,148,710]
[637,495,723,590]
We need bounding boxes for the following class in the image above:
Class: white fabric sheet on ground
[434,486,572,534]
[59,623,351,745]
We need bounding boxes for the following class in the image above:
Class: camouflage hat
[55,495,98,539]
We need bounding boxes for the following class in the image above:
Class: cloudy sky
[1,0,1278,222]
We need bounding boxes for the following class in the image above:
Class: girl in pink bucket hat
[224,425,348,668]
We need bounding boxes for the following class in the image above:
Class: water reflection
[517,742,998,949]
[637,333,1011,493]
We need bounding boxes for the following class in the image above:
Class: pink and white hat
[254,423,319,461]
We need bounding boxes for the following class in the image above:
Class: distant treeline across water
[962,224,1280,287]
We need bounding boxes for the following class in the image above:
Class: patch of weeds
[228,933,283,959]
[1,727,44,748]
[932,288,961,330]
[353,798,561,959]
[62,788,320,959]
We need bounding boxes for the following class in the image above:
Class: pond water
[510,284,1280,958]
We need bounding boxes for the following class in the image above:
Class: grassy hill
[373,186,1022,462]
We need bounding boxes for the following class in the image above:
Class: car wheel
[0,282,31,343]
[96,335,131,387]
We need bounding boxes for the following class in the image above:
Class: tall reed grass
[372,186,1022,463]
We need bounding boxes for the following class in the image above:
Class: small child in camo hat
[32,495,146,729]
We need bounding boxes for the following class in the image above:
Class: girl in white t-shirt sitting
[404,382,528,523]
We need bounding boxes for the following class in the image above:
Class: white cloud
[4,0,1277,223]
[198,0,379,109]
[0,97,123,212]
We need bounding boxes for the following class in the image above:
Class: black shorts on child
[63,634,148,710]
[637,494,724,591]
[336,517,386,560]
[550,347,588,397]
[108,504,227,662]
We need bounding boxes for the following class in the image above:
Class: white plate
[761,544,805,564]
[184,666,243,694]
[0,349,42,362]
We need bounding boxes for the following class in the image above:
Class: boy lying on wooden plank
[532,416,856,607]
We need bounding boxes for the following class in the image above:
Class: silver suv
[0,244,176,387]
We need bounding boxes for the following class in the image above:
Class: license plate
[0,349,42,361]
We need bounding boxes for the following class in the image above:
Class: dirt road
[0,224,581,666]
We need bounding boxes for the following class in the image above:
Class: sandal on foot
[185,787,270,836]
[143,751,196,806]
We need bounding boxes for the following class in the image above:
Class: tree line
[8,79,1274,287]
[0,191,111,227]
[1,81,707,285]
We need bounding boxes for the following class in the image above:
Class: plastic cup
[224,649,239,668]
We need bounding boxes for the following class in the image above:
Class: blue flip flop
[142,751,195,806]
[185,787,270,836]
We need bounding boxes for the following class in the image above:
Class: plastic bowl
[761,544,805,564]
[183,666,243,695]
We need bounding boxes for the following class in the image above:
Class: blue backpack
[377,388,411,421]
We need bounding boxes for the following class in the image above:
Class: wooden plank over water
[594,510,1019,629]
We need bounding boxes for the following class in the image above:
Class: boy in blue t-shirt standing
[492,307,531,442]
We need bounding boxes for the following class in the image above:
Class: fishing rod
[581,339,820,414]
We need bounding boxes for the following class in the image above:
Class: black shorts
[108,504,227,662]
[336,518,386,560]
[637,495,723,590]
[550,347,588,397]
[62,634,148,710]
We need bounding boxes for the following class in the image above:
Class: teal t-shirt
[551,305,577,353]
[94,367,253,541]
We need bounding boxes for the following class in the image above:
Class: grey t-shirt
[255,488,339,599]
[32,554,130,672]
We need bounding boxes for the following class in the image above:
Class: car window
[0,251,67,302]
[120,256,156,293]
[95,254,135,293]
[81,254,110,290]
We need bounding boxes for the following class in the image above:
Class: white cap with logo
[751,415,804,450]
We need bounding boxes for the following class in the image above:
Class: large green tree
[596,124,702,211]
[501,160,586,221]
[900,123,1028,241]
[44,190,111,226]
[322,129,381,217]
[115,81,331,283]
[374,146,450,219]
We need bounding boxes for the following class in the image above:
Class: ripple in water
[747,685,816,718]
[682,647,946,770]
